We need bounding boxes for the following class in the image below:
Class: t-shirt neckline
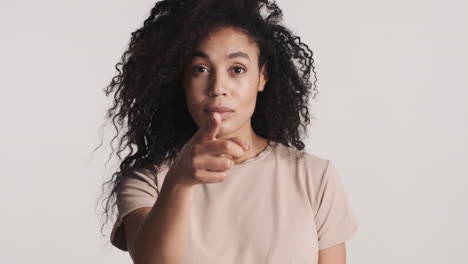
[231,141,278,169]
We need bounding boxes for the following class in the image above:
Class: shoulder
[272,143,340,210]
[118,161,171,195]
[273,142,340,194]
[274,142,330,174]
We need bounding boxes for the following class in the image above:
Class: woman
[99,0,359,263]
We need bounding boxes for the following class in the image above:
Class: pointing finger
[199,111,221,141]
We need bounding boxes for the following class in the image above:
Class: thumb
[199,111,221,141]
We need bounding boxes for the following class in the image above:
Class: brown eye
[232,66,246,74]
[193,66,209,74]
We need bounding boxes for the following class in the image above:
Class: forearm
[133,175,195,264]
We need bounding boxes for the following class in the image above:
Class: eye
[231,66,246,74]
[192,65,209,74]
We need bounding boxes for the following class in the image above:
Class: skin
[182,26,270,164]
[182,25,348,263]
[124,25,347,263]
[318,243,347,264]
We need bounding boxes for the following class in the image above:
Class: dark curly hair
[96,0,318,236]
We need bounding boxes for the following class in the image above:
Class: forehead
[192,26,259,61]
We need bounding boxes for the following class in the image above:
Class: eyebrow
[191,50,251,61]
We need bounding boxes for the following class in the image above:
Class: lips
[204,106,234,112]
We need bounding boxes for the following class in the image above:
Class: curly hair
[96,0,318,236]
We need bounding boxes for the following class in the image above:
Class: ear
[258,63,269,92]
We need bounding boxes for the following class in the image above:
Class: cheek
[185,81,207,104]
[236,84,259,107]
[236,74,260,100]
[185,95,203,121]
[184,78,205,101]
[231,89,259,126]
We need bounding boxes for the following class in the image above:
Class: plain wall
[1,0,467,263]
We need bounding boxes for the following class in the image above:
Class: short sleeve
[110,166,164,251]
[313,160,359,250]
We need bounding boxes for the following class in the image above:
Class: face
[183,26,269,139]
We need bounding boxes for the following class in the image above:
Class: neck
[214,122,268,164]
[232,134,268,164]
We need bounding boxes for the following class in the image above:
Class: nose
[208,70,227,97]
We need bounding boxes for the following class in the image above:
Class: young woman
[99,0,358,263]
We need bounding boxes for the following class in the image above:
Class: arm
[318,242,347,264]
[120,112,247,263]
[123,175,195,264]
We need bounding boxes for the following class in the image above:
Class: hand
[166,112,250,186]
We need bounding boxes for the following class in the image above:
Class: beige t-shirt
[110,141,359,263]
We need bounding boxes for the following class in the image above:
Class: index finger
[197,111,222,141]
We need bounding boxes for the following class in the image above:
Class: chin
[214,121,235,137]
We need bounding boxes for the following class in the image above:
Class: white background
[1,0,467,263]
